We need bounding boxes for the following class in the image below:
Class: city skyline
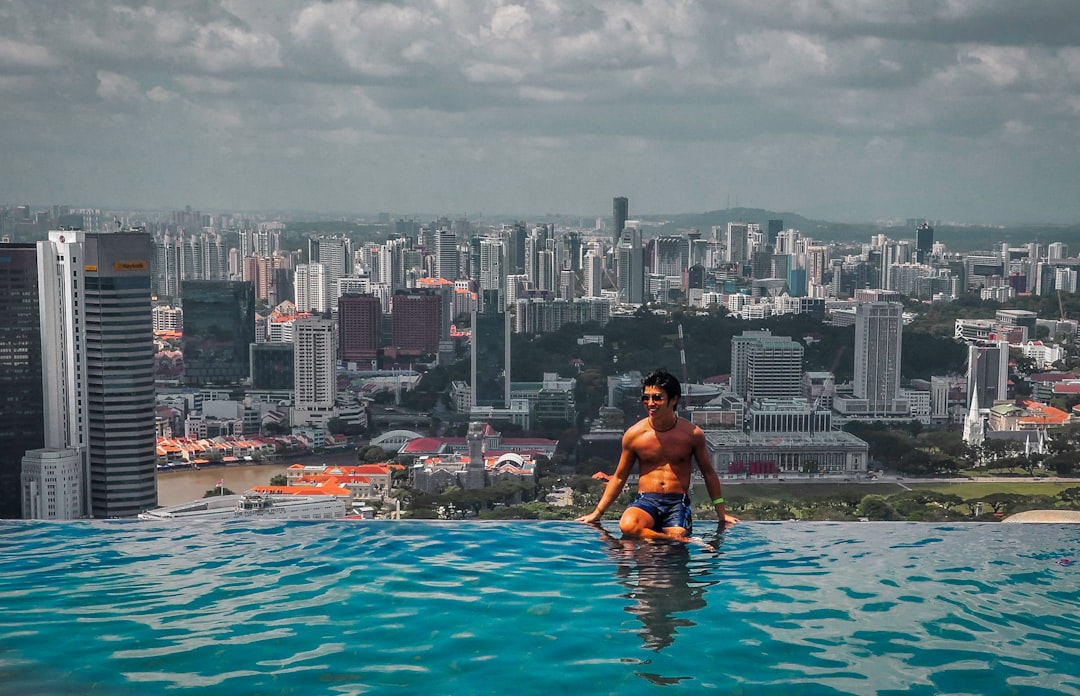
[2,2,1080,225]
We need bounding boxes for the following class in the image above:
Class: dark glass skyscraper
[181,280,256,386]
[915,223,934,264]
[0,244,44,518]
[767,219,783,250]
[250,343,295,390]
[613,196,628,249]
[471,289,510,408]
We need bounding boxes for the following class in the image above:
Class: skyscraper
[915,223,934,264]
[725,223,749,264]
[389,290,441,358]
[612,196,628,250]
[730,330,804,402]
[583,251,604,297]
[293,317,337,427]
[309,236,353,304]
[852,302,903,413]
[0,244,44,518]
[435,229,459,281]
[181,280,256,386]
[338,293,382,364]
[295,262,329,313]
[767,219,783,250]
[472,289,511,408]
[966,340,1009,410]
[37,230,157,518]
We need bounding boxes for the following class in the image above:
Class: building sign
[84,265,98,272]
[114,261,147,271]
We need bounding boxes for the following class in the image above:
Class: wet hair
[642,368,681,408]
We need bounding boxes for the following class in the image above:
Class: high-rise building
[472,289,511,408]
[389,290,441,358]
[767,219,783,250]
[478,237,506,304]
[309,236,353,310]
[730,330,804,402]
[616,222,644,304]
[295,261,328,313]
[0,244,44,518]
[653,236,689,277]
[37,230,157,518]
[181,280,256,386]
[1048,242,1068,261]
[725,223,749,265]
[338,293,382,364]
[249,342,294,390]
[852,302,903,411]
[583,251,604,298]
[967,340,1009,410]
[435,229,459,281]
[915,223,934,264]
[293,318,337,427]
[21,448,82,520]
[152,232,183,299]
[613,196,628,250]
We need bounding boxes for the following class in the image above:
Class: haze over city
[2,1,1079,224]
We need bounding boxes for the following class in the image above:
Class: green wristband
[712,497,725,505]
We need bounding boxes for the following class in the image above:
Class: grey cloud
[0,0,1078,223]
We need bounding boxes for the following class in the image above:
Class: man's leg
[619,507,661,538]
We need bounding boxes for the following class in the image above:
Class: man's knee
[619,510,653,537]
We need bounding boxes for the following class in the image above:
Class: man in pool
[576,369,738,541]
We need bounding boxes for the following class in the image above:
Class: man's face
[641,386,672,417]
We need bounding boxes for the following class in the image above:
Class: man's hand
[720,512,739,527]
[576,510,603,525]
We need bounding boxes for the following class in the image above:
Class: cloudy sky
[2,1,1079,224]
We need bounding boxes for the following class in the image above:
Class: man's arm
[576,429,638,524]
[692,427,739,527]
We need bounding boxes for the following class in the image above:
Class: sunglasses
[641,393,667,403]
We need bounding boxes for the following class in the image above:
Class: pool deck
[1002,510,1080,523]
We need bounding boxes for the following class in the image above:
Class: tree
[858,495,900,520]
[357,445,390,463]
[1059,487,1080,506]
[269,474,288,486]
[203,486,236,498]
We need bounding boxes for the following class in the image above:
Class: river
[156,448,361,507]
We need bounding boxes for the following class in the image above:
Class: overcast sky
[2,1,1079,224]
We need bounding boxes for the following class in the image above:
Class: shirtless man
[576,369,738,541]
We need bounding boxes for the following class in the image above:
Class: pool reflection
[595,525,723,652]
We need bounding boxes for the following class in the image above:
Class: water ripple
[2,520,1080,694]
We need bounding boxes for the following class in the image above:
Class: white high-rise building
[293,318,337,427]
[35,230,157,518]
[853,302,903,410]
[310,236,353,307]
[584,251,604,297]
[730,330,803,402]
[21,448,82,520]
[479,238,506,300]
[435,229,459,281]
[295,262,329,313]
[725,223,749,264]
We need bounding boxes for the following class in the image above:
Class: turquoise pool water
[1,520,1078,695]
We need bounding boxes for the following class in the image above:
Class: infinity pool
[1,520,1077,694]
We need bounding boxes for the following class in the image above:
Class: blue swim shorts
[627,492,693,533]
